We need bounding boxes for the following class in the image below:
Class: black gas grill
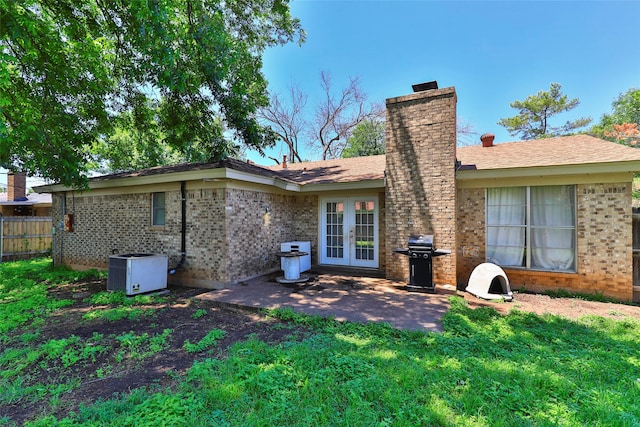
[393,235,451,293]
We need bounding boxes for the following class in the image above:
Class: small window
[152,192,166,226]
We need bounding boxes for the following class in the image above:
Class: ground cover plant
[1,258,640,426]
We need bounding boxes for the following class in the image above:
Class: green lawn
[2,258,640,426]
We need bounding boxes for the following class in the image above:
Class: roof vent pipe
[480,133,495,147]
[282,155,287,169]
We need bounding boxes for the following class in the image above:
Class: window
[152,192,166,226]
[325,202,344,259]
[486,185,575,272]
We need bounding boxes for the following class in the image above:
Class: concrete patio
[197,268,458,333]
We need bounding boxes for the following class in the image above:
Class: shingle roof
[45,135,639,192]
[0,192,52,205]
[265,155,386,185]
[87,156,387,185]
[456,135,640,170]
[89,158,287,182]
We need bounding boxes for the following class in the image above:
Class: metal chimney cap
[412,81,438,92]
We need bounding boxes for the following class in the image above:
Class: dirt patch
[2,278,310,426]
[463,292,640,321]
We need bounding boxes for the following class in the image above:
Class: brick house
[37,85,640,301]
[1,172,52,217]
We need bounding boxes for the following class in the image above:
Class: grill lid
[408,234,433,249]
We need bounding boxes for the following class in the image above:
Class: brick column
[385,86,457,285]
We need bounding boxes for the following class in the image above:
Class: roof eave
[35,167,301,193]
[299,179,385,192]
[0,201,51,206]
[456,161,640,187]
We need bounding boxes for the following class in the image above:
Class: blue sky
[4,1,639,188]
[247,0,640,164]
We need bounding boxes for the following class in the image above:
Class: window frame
[151,192,166,227]
[485,185,577,272]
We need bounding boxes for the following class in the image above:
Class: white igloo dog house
[465,263,513,301]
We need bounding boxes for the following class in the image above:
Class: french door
[320,197,378,268]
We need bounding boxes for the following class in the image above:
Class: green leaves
[590,88,640,146]
[342,117,386,158]
[183,328,226,353]
[498,83,592,140]
[0,0,303,186]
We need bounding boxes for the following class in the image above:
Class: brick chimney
[385,83,457,286]
[480,133,495,147]
[8,172,27,201]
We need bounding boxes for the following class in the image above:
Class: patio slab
[197,270,456,333]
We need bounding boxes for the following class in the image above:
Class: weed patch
[183,329,226,353]
[82,291,168,322]
[191,308,207,319]
[114,329,173,361]
[0,259,78,336]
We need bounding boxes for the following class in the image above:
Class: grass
[538,286,640,305]
[82,290,168,322]
[0,259,174,415]
[183,329,226,353]
[2,258,640,426]
[0,258,103,336]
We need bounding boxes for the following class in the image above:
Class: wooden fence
[1,216,53,261]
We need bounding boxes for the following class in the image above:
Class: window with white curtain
[486,185,575,272]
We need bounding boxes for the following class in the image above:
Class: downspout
[169,181,187,274]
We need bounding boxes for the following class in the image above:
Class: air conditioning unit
[107,254,168,296]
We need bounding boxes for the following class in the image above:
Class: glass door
[320,197,378,268]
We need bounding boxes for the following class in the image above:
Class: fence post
[52,224,56,267]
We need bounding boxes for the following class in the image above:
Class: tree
[91,111,178,174]
[498,83,592,140]
[0,0,303,187]
[258,84,307,163]
[590,88,640,146]
[312,72,382,160]
[259,71,382,162]
[342,117,385,158]
[456,119,479,147]
[91,98,232,173]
